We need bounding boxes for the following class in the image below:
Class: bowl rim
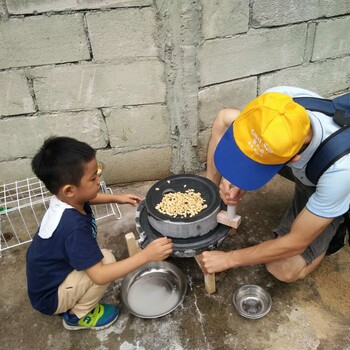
[121,261,187,319]
[232,284,272,319]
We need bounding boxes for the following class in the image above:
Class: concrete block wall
[0,0,349,185]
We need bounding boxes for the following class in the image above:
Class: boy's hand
[115,194,142,206]
[142,237,173,261]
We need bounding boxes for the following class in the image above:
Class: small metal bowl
[232,285,272,319]
[121,261,187,319]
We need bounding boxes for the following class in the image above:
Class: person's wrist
[139,248,151,264]
[227,250,237,269]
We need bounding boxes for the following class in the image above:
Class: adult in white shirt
[199,86,350,282]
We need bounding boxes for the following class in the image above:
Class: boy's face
[75,158,100,202]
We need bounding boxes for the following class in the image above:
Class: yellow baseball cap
[214,92,310,190]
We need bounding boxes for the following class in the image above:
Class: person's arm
[90,192,142,206]
[206,108,240,185]
[206,108,246,205]
[85,237,173,284]
[199,208,332,273]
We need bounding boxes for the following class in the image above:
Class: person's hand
[197,250,233,274]
[142,237,173,261]
[219,178,246,206]
[115,194,142,206]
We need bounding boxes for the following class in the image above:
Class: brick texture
[106,105,170,148]
[312,17,350,61]
[6,0,152,14]
[0,71,35,117]
[259,57,350,97]
[32,61,166,111]
[199,24,307,86]
[202,0,249,39]
[0,111,108,160]
[0,14,90,69]
[87,8,158,60]
[96,147,172,184]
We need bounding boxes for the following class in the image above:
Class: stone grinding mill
[125,174,241,293]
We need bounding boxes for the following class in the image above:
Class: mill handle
[227,205,237,220]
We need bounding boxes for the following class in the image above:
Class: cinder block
[96,147,172,184]
[199,24,307,86]
[322,0,350,17]
[106,105,170,148]
[0,14,90,69]
[259,56,350,97]
[32,61,166,111]
[0,158,33,184]
[0,111,108,159]
[198,77,257,129]
[252,0,321,27]
[0,71,35,117]
[252,0,349,27]
[0,1,7,17]
[87,8,158,60]
[6,0,152,14]
[202,0,249,39]
[312,17,350,61]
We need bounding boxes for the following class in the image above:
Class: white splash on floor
[187,275,210,349]
[127,316,187,350]
[95,313,129,343]
[120,340,146,350]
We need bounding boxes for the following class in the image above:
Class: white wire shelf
[0,177,122,255]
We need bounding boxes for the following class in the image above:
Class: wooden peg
[125,232,141,256]
[195,255,216,294]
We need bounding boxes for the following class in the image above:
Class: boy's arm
[85,237,173,284]
[90,192,142,206]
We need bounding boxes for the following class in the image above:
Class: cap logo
[248,128,273,159]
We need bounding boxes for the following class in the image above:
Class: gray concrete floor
[1,174,350,350]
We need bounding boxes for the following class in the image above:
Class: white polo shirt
[265,86,350,218]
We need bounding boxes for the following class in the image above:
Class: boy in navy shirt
[26,136,173,330]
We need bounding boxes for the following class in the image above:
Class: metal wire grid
[0,177,121,255]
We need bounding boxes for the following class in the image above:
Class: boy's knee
[101,249,116,264]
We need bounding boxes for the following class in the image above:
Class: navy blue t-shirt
[26,203,103,315]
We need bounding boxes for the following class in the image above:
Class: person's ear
[61,184,76,198]
[290,154,302,163]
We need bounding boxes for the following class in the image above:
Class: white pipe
[227,205,236,220]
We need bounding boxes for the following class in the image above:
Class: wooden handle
[194,255,216,294]
[125,232,141,256]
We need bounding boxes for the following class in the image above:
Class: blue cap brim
[214,124,284,191]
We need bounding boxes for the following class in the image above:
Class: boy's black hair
[32,136,96,194]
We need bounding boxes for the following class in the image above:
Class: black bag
[293,93,350,255]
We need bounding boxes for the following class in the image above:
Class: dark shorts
[275,167,343,265]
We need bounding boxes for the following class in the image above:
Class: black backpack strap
[294,93,350,126]
[293,97,336,116]
[333,93,350,118]
[305,124,350,185]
